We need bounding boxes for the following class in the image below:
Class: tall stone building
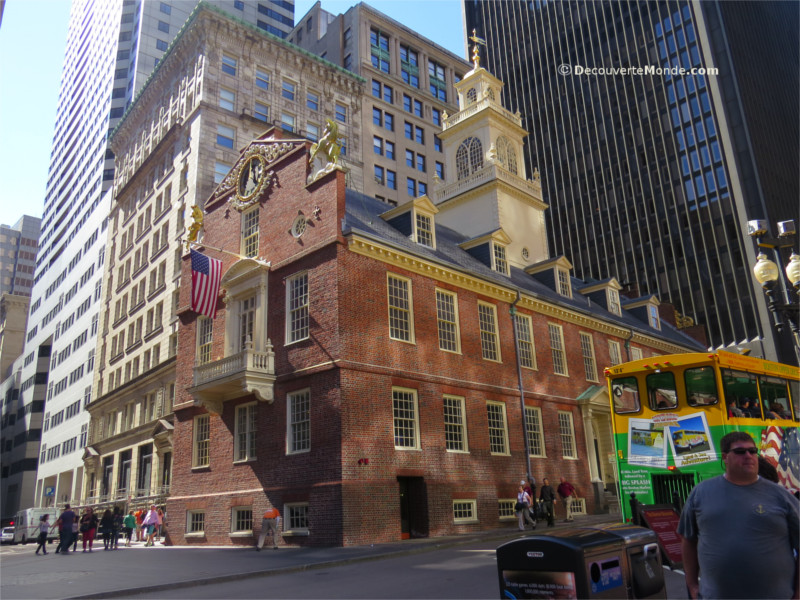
[165,58,702,547]
[290,1,471,206]
[81,4,363,510]
[0,216,40,299]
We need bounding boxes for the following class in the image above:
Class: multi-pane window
[478,302,500,361]
[288,389,310,453]
[197,317,213,365]
[556,268,572,297]
[558,411,577,458]
[456,137,483,179]
[486,401,509,454]
[232,508,253,533]
[254,101,269,122]
[235,403,257,461]
[193,415,210,467]
[548,323,568,375]
[580,332,598,381]
[415,212,433,247]
[525,406,545,457]
[282,79,296,101]
[514,313,536,369]
[374,165,385,185]
[631,347,643,361]
[239,296,255,351]
[287,272,309,343]
[453,500,476,522]
[286,504,309,531]
[648,305,661,329]
[214,162,230,184]
[242,207,259,258]
[217,125,234,149]
[607,288,621,315]
[434,135,442,152]
[608,340,622,366]
[335,103,347,123]
[370,29,390,73]
[281,112,295,133]
[432,108,441,126]
[187,511,205,534]
[387,274,414,342]
[219,88,235,111]
[386,169,396,189]
[428,60,447,101]
[435,161,444,180]
[306,122,319,141]
[255,69,269,90]
[443,395,467,452]
[221,54,237,76]
[492,243,508,275]
[306,90,319,110]
[400,45,419,87]
[413,99,423,118]
[392,388,419,449]
[436,290,460,353]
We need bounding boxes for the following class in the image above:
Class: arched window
[466,88,477,104]
[487,87,495,101]
[456,137,483,180]
[495,136,518,176]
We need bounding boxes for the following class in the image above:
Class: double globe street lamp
[748,219,800,360]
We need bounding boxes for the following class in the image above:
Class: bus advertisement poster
[664,412,715,467]
[627,418,668,468]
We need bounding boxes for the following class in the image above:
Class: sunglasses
[728,447,758,455]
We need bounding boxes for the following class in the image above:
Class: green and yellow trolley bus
[605,351,799,522]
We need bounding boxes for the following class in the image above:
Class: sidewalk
[2,514,618,600]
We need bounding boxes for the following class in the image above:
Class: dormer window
[557,268,572,298]
[607,288,621,316]
[648,304,661,330]
[492,242,508,275]
[415,212,434,248]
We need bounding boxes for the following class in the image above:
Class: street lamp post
[748,219,800,363]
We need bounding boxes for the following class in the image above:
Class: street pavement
[1,514,688,600]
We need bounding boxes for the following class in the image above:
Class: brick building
[168,61,704,547]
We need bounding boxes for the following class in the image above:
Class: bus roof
[605,351,799,380]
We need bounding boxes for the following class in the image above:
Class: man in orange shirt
[255,507,281,550]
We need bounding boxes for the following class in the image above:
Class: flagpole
[188,240,270,266]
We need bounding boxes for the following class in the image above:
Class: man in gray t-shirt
[677,432,799,599]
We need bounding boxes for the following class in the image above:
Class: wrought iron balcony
[190,340,276,414]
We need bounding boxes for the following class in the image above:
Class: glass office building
[464,0,798,362]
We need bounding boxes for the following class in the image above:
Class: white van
[13,508,57,544]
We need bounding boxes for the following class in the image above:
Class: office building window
[374,165,385,185]
[281,113,295,133]
[478,302,500,361]
[219,88,235,111]
[370,29,390,73]
[443,395,467,452]
[306,123,319,141]
[214,162,230,184]
[392,388,419,449]
[434,135,442,152]
[486,401,509,454]
[335,103,347,123]
[432,108,441,126]
[400,45,419,87]
[156,39,168,52]
[282,80,296,101]
[407,177,416,197]
[256,69,270,90]
[386,169,396,190]
[216,125,234,149]
[429,60,447,101]
[580,332,598,381]
[222,54,237,76]
[254,101,269,122]
[306,90,319,110]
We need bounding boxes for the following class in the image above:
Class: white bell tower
[433,33,549,268]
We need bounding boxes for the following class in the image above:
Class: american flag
[191,249,222,319]
[761,426,800,493]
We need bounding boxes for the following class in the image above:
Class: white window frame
[548,323,568,376]
[452,500,478,523]
[284,503,309,535]
[192,414,210,468]
[514,313,536,370]
[387,273,415,343]
[608,340,622,366]
[648,304,661,330]
[631,347,643,361]
[443,395,468,453]
[478,301,501,362]
[558,411,578,459]
[556,268,572,297]
[392,387,420,450]
[197,317,213,365]
[435,289,460,353]
[286,272,309,344]
[241,207,259,258]
[579,332,598,382]
[287,388,311,454]
[230,506,253,535]
[607,288,621,315]
[486,401,509,455]
[525,406,546,457]
[492,242,509,275]
[414,211,435,248]
[186,510,205,536]
[234,402,257,462]
[498,499,516,521]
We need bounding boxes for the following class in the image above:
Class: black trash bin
[496,526,666,599]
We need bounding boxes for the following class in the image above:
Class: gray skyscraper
[464,0,798,362]
[3,0,294,519]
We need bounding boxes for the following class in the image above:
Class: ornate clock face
[238,156,265,199]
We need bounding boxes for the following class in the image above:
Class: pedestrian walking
[123,510,136,547]
[111,506,123,549]
[255,507,281,550]
[100,509,114,550]
[156,507,165,542]
[539,478,556,527]
[515,483,536,531]
[57,504,76,554]
[142,504,159,547]
[34,514,50,555]
[79,507,98,552]
[557,477,576,522]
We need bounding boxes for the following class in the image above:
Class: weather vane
[469,29,486,69]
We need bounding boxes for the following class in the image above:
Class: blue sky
[0,0,465,228]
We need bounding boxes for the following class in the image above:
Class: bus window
[722,369,762,419]
[685,366,718,406]
[611,377,640,413]
[759,376,792,420]
[646,371,677,410]
[790,380,799,420]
